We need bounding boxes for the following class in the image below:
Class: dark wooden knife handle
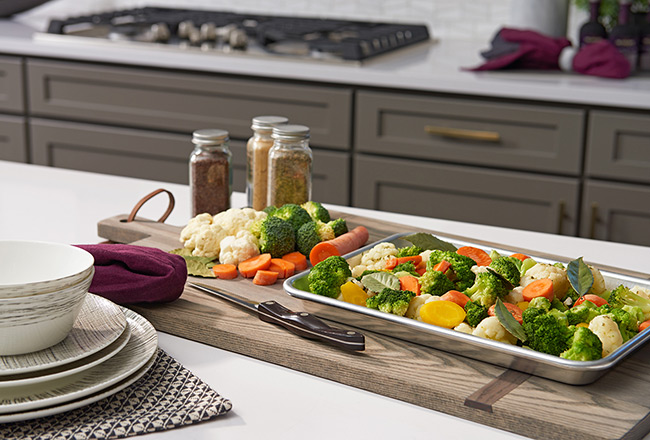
[257,301,365,351]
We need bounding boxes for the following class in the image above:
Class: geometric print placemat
[0,349,232,440]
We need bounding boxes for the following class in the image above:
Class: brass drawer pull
[425,125,501,143]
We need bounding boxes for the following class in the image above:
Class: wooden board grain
[97,212,650,440]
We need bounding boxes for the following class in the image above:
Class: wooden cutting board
[97,212,650,440]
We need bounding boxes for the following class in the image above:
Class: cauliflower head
[218,230,260,266]
[521,263,570,299]
[213,208,267,236]
[632,285,650,300]
[454,322,474,335]
[405,293,433,320]
[504,286,525,305]
[473,316,517,345]
[589,314,623,357]
[350,242,398,278]
[589,266,606,295]
[191,223,228,258]
[180,213,213,245]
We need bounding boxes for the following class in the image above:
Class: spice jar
[267,124,312,207]
[246,115,289,211]
[189,129,232,216]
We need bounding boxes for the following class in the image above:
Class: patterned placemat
[0,349,232,440]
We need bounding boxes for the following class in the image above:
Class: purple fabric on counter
[573,40,631,79]
[75,244,187,305]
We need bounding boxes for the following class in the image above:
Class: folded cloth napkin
[469,28,571,71]
[75,244,187,305]
[571,40,631,79]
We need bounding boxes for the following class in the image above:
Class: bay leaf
[361,271,400,293]
[402,232,457,252]
[567,257,593,297]
[494,298,527,342]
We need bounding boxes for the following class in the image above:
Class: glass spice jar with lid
[189,128,232,217]
[246,115,289,211]
[267,124,312,207]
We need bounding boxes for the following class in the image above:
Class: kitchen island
[3,160,650,439]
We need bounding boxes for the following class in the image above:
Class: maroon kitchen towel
[75,244,187,305]
[573,39,631,79]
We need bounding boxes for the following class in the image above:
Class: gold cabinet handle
[425,125,501,143]
[557,201,566,235]
[589,202,599,239]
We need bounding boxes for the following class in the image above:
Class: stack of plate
[0,293,158,423]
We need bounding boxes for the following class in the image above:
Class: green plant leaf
[170,249,217,277]
[494,298,527,342]
[402,233,457,252]
[361,271,400,293]
[567,257,593,297]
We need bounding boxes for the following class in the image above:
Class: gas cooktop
[41,7,431,63]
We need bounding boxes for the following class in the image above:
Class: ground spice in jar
[267,124,312,207]
[190,129,232,216]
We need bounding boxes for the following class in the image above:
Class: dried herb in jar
[190,129,232,216]
[267,124,312,207]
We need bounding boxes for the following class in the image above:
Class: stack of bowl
[0,241,94,355]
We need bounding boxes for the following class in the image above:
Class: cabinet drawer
[27,60,352,150]
[0,115,27,162]
[586,111,650,185]
[581,180,650,247]
[353,154,579,235]
[356,91,584,175]
[0,56,24,113]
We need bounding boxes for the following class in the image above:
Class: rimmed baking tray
[284,232,650,385]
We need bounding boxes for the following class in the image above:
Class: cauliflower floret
[191,223,228,258]
[589,266,606,295]
[180,213,213,245]
[589,314,623,357]
[419,249,433,264]
[632,285,650,300]
[213,208,267,236]
[454,322,474,335]
[218,230,260,266]
[411,295,443,322]
[504,286,525,305]
[471,265,489,275]
[350,242,398,278]
[472,316,517,345]
[406,293,433,320]
[521,263,570,299]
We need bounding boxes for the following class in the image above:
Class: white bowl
[0,268,93,355]
[0,241,94,298]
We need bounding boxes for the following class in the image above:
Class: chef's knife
[188,282,365,351]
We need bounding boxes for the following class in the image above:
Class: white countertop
[3,160,650,439]
[2,16,650,110]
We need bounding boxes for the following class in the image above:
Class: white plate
[0,323,132,388]
[0,347,157,423]
[0,294,127,376]
[0,307,157,414]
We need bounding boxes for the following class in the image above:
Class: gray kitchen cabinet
[0,115,27,162]
[353,154,580,235]
[0,56,24,113]
[580,180,650,247]
[586,111,650,185]
[356,91,585,176]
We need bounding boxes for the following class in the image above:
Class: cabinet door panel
[0,56,24,113]
[581,180,650,246]
[0,115,27,162]
[353,155,579,235]
[311,150,350,206]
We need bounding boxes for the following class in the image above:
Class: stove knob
[177,20,196,39]
[215,23,237,42]
[150,23,170,42]
[229,28,248,49]
[188,27,201,45]
[200,22,217,41]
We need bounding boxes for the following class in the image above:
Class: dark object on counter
[190,129,232,217]
[471,28,571,71]
[0,0,49,17]
[639,6,650,70]
[609,0,640,71]
[75,244,188,305]
[572,39,632,78]
[580,0,608,47]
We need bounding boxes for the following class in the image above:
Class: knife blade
[188,282,365,351]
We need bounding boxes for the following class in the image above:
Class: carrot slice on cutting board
[239,253,272,278]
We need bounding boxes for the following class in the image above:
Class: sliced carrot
[457,246,491,266]
[639,320,650,332]
[522,278,554,302]
[415,266,427,276]
[440,290,470,308]
[238,253,272,278]
[268,258,296,279]
[252,270,278,286]
[309,226,369,266]
[573,294,608,308]
[282,251,308,272]
[488,302,523,324]
[432,260,451,273]
[510,253,530,262]
[415,260,427,270]
[385,255,423,270]
[212,263,238,280]
[399,275,421,295]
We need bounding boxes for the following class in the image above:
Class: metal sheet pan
[284,232,650,385]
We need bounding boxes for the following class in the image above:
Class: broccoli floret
[328,218,348,237]
[606,307,638,342]
[563,287,580,307]
[396,245,423,258]
[427,250,476,291]
[560,326,603,361]
[522,308,571,356]
[272,204,312,232]
[366,288,415,316]
[392,261,419,277]
[607,285,650,321]
[419,269,455,296]
[465,271,507,308]
[551,298,568,312]
[301,201,331,223]
[315,220,335,241]
[307,256,352,298]
[296,221,322,256]
[249,217,264,238]
[259,216,296,258]
[263,205,277,215]
[565,304,600,326]
[464,300,488,327]
[528,296,552,311]
[623,305,645,328]
[489,257,521,286]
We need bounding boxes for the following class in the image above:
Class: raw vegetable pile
[306,232,650,361]
[172,201,368,286]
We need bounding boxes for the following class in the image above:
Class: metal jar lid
[272,124,310,141]
[192,129,229,145]
[251,116,289,132]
